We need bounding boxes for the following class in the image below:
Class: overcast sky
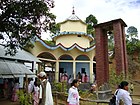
[42,0,140,39]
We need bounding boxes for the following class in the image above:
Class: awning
[0,60,36,78]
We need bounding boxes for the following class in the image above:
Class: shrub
[17,90,31,105]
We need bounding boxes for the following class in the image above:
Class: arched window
[76,55,89,61]
[59,54,73,60]
[37,52,56,60]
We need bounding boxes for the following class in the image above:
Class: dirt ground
[0,98,19,105]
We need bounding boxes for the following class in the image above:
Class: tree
[0,0,56,55]
[49,23,60,38]
[126,26,140,54]
[85,14,98,37]
[107,31,114,51]
[126,26,140,75]
[126,26,138,40]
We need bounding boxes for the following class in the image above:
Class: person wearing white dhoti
[38,71,53,105]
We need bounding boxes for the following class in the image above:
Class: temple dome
[52,7,94,48]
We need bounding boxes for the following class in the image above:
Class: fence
[53,92,140,105]
[53,91,109,105]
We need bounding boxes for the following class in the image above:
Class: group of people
[67,80,134,105]
[34,71,135,105]
[28,74,80,105]
[76,72,89,83]
[0,78,20,102]
[28,71,53,105]
[0,72,134,105]
[60,71,68,82]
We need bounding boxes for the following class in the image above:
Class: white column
[32,61,36,74]
[32,61,36,81]
[90,60,93,83]
[55,60,59,82]
[73,60,76,79]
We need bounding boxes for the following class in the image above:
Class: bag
[109,95,117,105]
[109,90,119,105]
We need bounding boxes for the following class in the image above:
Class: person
[28,78,34,93]
[3,79,8,98]
[90,81,97,92]
[84,74,88,83]
[68,75,73,84]
[76,72,82,82]
[61,71,68,82]
[67,79,80,105]
[38,71,53,105]
[81,72,85,83]
[28,78,34,104]
[60,72,65,82]
[116,81,132,105]
[33,79,40,105]
[8,79,14,99]
[11,79,19,102]
[64,71,68,82]
[130,82,134,94]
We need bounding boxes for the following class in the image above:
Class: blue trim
[52,31,94,40]
[36,37,95,52]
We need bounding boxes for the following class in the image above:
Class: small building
[29,10,96,83]
[0,44,40,79]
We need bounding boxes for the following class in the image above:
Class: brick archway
[94,19,128,86]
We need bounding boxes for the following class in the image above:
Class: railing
[53,92,109,105]
[53,92,140,105]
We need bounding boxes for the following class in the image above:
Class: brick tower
[94,19,128,86]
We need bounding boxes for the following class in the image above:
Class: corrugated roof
[0,45,40,62]
[0,60,36,78]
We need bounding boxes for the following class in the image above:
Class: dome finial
[72,6,75,14]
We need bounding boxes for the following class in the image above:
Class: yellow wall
[60,21,87,33]
[55,35,90,48]
[29,41,95,59]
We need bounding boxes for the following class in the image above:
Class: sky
[41,0,140,40]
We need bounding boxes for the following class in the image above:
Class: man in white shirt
[38,71,53,105]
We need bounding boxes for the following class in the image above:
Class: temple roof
[59,7,86,25]
[67,10,80,21]
[67,14,80,21]
[67,6,80,21]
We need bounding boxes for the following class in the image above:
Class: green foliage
[17,90,31,105]
[53,82,62,92]
[50,23,60,35]
[109,70,124,88]
[107,31,114,51]
[53,82,67,92]
[79,90,92,98]
[128,55,140,74]
[126,26,140,55]
[85,14,98,26]
[126,39,140,55]
[85,14,98,37]
[0,0,56,55]
[44,40,55,46]
[125,26,140,75]
[126,26,138,39]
